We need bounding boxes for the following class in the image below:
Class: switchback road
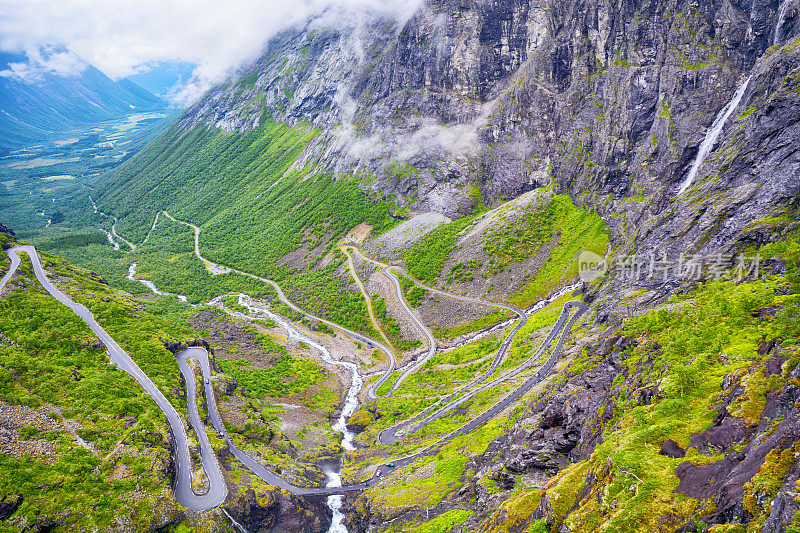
[0,232,587,506]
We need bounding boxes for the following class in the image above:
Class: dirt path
[340,245,396,354]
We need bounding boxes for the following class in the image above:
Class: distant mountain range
[0,50,166,154]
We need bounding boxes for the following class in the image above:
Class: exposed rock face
[659,439,686,459]
[675,360,800,528]
[0,494,22,521]
[227,488,332,533]
[182,0,798,237]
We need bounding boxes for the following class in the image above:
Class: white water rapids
[126,263,188,302]
[440,281,582,353]
[230,295,362,533]
[676,7,795,196]
[105,231,120,251]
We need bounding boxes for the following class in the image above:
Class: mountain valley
[1,1,800,532]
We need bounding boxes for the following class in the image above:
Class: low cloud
[0,47,87,82]
[0,0,423,104]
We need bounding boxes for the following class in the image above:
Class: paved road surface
[2,246,227,510]
[0,237,588,503]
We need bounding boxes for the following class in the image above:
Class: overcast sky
[0,0,421,104]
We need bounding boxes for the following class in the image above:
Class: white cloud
[0,0,422,104]
[0,48,87,82]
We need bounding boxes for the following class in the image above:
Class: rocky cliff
[181,0,798,244]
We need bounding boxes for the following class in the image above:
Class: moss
[368,452,469,510]
[737,106,757,121]
[485,233,800,532]
[743,443,800,523]
[405,509,474,532]
[435,310,511,339]
[729,370,768,426]
[479,490,542,533]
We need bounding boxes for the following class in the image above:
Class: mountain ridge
[0,49,165,153]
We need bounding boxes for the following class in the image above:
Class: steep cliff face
[180,0,798,248]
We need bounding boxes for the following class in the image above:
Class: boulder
[0,494,22,521]
[659,439,686,459]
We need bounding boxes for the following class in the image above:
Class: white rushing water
[232,295,361,533]
[105,230,121,251]
[222,509,249,533]
[775,0,793,46]
[126,263,189,302]
[677,75,752,196]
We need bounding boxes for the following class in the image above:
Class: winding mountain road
[1,223,588,506]
[1,246,227,510]
[174,300,586,495]
[159,212,398,389]
[339,246,397,399]
[342,246,530,400]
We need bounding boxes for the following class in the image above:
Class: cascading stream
[232,295,361,533]
[105,230,120,250]
[678,1,793,197]
[126,262,189,302]
[775,0,794,46]
[74,204,585,525]
[677,75,752,196]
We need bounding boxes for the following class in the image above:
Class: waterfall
[677,76,752,196]
[775,0,793,46]
[233,295,361,533]
[222,509,250,533]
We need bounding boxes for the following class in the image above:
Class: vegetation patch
[0,250,190,530]
[404,215,476,283]
[218,356,337,412]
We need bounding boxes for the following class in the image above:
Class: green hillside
[0,247,190,530]
[90,118,397,335]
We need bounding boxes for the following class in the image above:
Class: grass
[0,248,192,530]
[398,275,426,306]
[403,215,477,283]
[217,356,338,413]
[508,194,608,307]
[378,232,800,533]
[372,294,422,352]
[482,201,556,275]
[406,509,474,532]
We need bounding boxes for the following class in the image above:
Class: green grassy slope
[0,247,193,530]
[90,119,397,335]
